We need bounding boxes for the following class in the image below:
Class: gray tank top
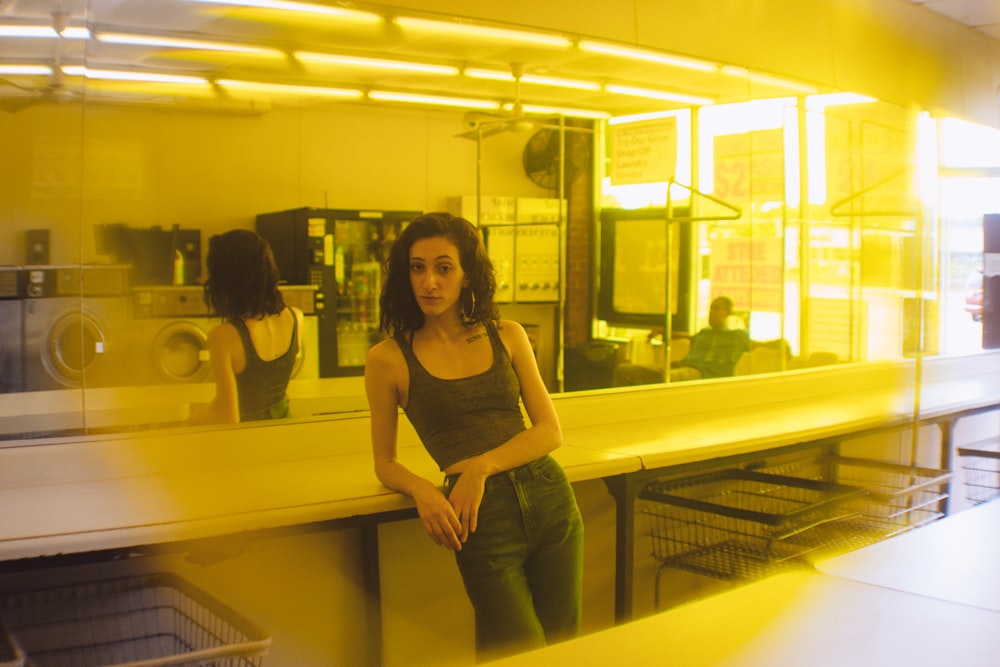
[232,312,297,421]
[396,321,526,471]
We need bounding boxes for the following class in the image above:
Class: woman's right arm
[364,341,464,551]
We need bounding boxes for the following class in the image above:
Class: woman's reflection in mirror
[188,229,303,424]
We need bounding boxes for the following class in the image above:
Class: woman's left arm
[187,323,241,425]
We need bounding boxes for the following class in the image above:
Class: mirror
[0,1,989,442]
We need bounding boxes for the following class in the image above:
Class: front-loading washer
[22,266,130,391]
[128,285,317,385]
[129,286,218,386]
[0,267,24,394]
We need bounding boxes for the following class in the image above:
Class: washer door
[44,311,107,387]
[152,322,212,383]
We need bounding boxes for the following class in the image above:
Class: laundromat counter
[1,354,999,563]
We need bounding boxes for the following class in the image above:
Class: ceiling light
[96,32,284,57]
[62,66,209,85]
[501,102,609,119]
[217,79,363,97]
[0,25,90,39]
[578,40,717,73]
[464,68,601,91]
[0,64,53,76]
[368,90,501,110]
[297,52,458,75]
[187,0,382,23]
[394,17,571,48]
[605,84,714,106]
[806,92,877,109]
[609,110,686,126]
[721,65,819,94]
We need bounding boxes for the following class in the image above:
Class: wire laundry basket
[0,573,270,667]
[957,439,1000,505]
[638,468,864,583]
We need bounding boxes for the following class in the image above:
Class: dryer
[0,267,24,394]
[22,266,130,391]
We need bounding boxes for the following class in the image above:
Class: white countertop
[488,570,1000,667]
[816,499,1000,611]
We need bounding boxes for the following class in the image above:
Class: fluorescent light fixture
[96,32,283,57]
[578,40,716,73]
[0,64,53,76]
[609,109,683,125]
[722,65,819,93]
[217,79,363,98]
[605,84,713,106]
[368,90,501,110]
[749,73,817,94]
[805,92,877,109]
[0,25,90,39]
[464,68,601,91]
[297,52,458,75]
[187,0,382,23]
[394,16,571,48]
[500,102,609,119]
[62,66,209,85]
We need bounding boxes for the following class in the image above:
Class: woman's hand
[412,482,465,551]
[446,470,487,544]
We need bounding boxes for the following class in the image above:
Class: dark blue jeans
[445,455,584,661]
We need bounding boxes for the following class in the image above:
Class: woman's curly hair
[379,212,498,335]
[203,229,286,321]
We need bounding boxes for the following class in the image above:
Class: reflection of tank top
[396,321,526,471]
[232,312,298,421]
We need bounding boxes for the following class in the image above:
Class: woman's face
[409,235,469,319]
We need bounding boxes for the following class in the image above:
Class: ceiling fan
[0,12,82,113]
[456,62,554,140]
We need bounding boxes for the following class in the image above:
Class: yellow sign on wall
[609,117,677,185]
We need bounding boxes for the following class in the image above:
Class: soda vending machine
[256,207,420,377]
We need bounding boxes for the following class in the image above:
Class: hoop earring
[461,288,476,323]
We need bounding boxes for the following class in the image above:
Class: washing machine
[128,285,318,385]
[0,267,24,394]
[129,286,217,386]
[22,266,131,391]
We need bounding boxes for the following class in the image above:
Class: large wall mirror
[0,0,995,442]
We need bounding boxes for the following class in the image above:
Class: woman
[365,212,583,661]
[189,229,303,424]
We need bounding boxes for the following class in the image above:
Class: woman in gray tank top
[366,213,583,662]
[189,229,302,424]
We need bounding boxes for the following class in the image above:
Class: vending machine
[256,207,420,377]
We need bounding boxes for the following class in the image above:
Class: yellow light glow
[297,52,458,75]
[187,0,382,23]
[579,40,717,73]
[96,32,283,57]
[605,84,713,106]
[367,90,501,110]
[216,79,363,97]
[394,17,571,48]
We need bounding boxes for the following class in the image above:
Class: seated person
[613,296,750,386]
